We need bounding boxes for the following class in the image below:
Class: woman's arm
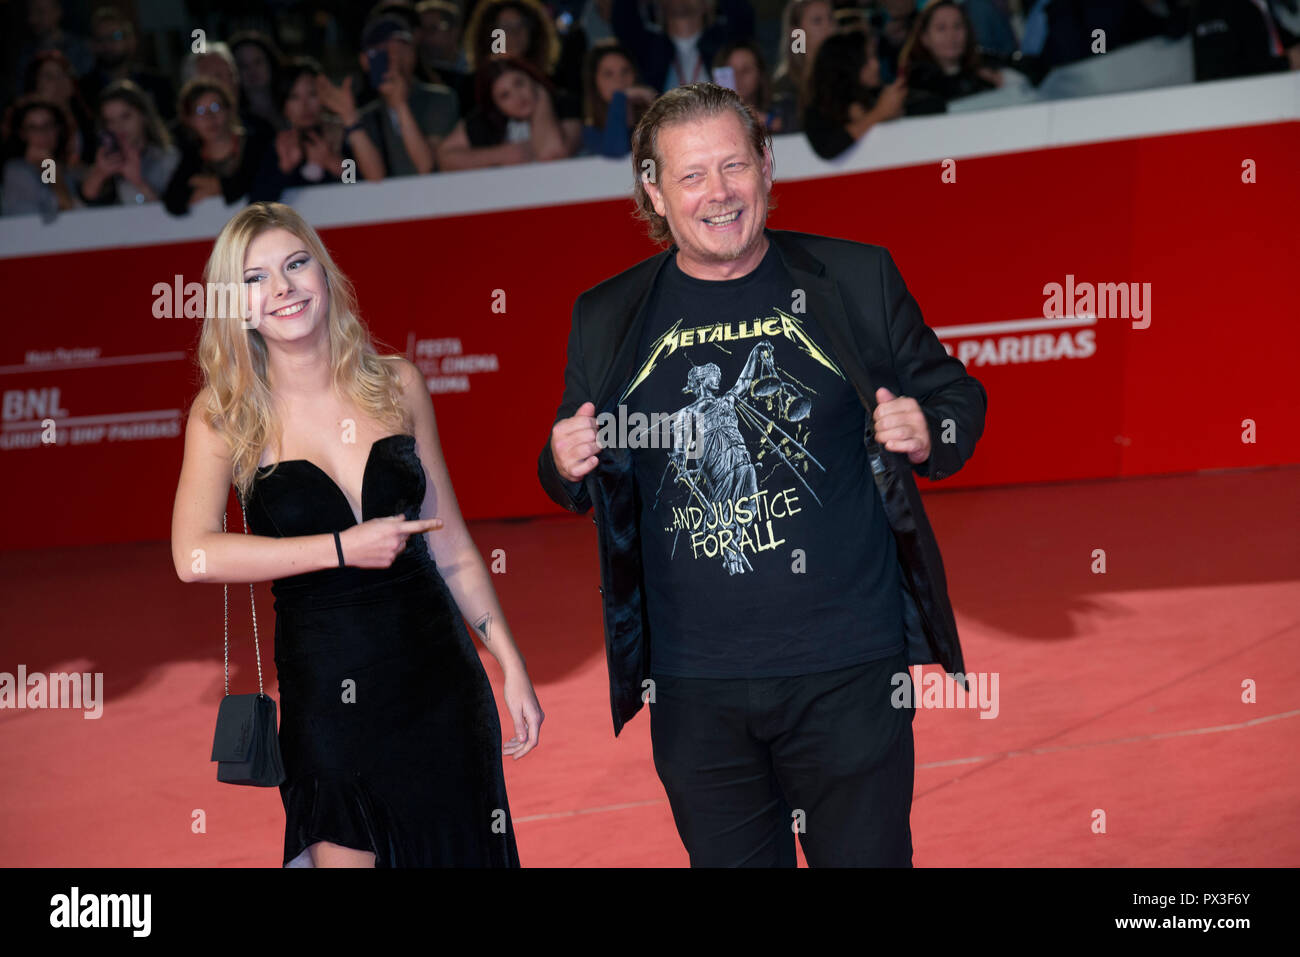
[528,85,574,161]
[846,77,907,140]
[171,390,341,583]
[436,121,532,170]
[394,359,527,674]
[558,118,582,157]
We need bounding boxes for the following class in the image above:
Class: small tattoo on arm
[473,613,491,643]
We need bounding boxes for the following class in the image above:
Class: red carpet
[1,466,1296,866]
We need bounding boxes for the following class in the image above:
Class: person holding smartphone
[354,14,459,176]
[79,80,179,207]
[611,0,757,93]
[712,40,774,131]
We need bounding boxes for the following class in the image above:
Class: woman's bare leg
[307,840,376,868]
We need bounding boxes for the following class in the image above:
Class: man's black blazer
[539,227,988,735]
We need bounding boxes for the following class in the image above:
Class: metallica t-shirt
[621,241,904,678]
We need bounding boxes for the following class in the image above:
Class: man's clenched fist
[550,400,600,483]
[872,387,932,465]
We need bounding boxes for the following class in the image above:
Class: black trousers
[648,649,915,867]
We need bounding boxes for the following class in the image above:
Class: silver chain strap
[221,488,264,697]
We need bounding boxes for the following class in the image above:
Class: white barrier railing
[0,71,1294,261]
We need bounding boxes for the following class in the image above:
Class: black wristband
[333,530,345,567]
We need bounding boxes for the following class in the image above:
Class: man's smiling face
[644,110,773,280]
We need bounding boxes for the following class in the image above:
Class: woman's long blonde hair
[194,201,411,501]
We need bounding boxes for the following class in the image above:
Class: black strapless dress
[245,432,520,867]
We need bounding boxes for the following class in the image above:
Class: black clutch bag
[210,489,286,787]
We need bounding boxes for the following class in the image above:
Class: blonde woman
[172,201,541,867]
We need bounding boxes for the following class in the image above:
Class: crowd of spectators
[3,0,1297,218]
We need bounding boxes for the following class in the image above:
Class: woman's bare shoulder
[386,357,427,409]
[186,385,214,425]
[184,386,228,455]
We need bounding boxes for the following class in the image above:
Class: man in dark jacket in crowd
[612,0,756,91]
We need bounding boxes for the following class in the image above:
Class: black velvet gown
[244,432,520,867]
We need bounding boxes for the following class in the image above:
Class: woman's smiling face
[242,227,329,340]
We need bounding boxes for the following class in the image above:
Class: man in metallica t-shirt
[620,243,904,680]
[544,83,986,866]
